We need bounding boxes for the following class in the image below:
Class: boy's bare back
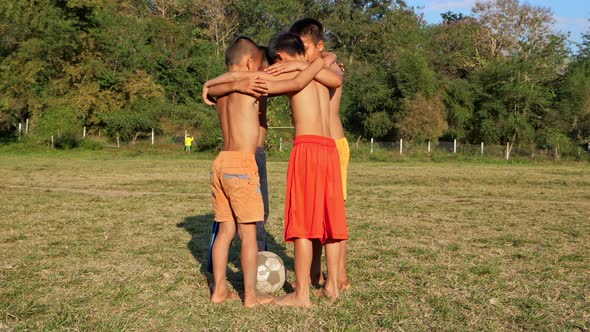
[221,92,260,153]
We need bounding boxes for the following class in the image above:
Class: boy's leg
[275,238,312,307]
[335,137,351,289]
[321,240,341,300]
[338,241,351,290]
[236,222,274,307]
[211,221,239,303]
[207,221,220,273]
[255,147,269,251]
[310,240,324,286]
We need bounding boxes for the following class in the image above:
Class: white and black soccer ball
[256,251,286,293]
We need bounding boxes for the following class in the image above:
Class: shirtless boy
[267,32,347,306]
[265,19,350,292]
[289,18,351,291]
[204,32,347,306]
[204,35,326,307]
[204,46,271,253]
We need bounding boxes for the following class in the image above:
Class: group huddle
[202,18,351,308]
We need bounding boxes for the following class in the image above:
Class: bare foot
[312,287,339,301]
[273,292,311,307]
[338,277,351,291]
[211,287,239,304]
[244,294,275,308]
[290,275,325,289]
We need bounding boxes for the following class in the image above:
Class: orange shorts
[210,151,263,223]
[284,135,348,244]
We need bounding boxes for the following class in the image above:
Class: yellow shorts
[210,151,263,223]
[335,137,350,200]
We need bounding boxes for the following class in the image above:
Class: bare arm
[262,57,325,95]
[204,58,325,98]
[202,77,268,105]
[265,60,342,88]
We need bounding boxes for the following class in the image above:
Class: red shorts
[284,135,348,244]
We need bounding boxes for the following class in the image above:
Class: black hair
[257,45,271,69]
[289,18,325,44]
[225,36,259,67]
[267,32,305,64]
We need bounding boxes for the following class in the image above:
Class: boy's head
[288,18,325,62]
[267,32,306,64]
[225,36,263,71]
[257,45,271,70]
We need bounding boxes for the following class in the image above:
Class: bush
[36,106,84,149]
[102,100,162,142]
[79,138,103,150]
[53,132,81,149]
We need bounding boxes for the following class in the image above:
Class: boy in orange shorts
[203,35,327,307]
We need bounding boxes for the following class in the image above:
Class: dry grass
[0,150,589,331]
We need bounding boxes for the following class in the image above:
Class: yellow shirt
[185,137,194,146]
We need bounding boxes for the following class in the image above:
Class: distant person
[184,134,194,153]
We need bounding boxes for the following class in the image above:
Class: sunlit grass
[1,151,589,331]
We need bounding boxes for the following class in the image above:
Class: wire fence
[10,121,590,161]
[269,136,590,161]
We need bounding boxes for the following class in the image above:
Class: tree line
[1,0,589,152]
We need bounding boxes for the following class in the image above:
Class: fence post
[481,142,484,156]
[25,118,29,134]
[18,123,22,141]
[428,140,431,153]
[356,136,361,151]
[184,130,187,139]
[151,128,155,145]
[83,126,87,138]
[399,139,403,155]
[117,135,120,148]
[506,142,510,160]
[370,138,374,154]
[279,137,283,152]
[51,135,54,148]
[453,139,457,154]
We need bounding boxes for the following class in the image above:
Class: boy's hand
[234,77,269,98]
[264,61,307,76]
[202,86,216,106]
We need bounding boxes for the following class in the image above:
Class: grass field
[1,150,589,331]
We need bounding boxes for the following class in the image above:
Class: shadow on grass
[176,214,294,296]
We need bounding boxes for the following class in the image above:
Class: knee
[218,224,236,238]
[237,223,257,239]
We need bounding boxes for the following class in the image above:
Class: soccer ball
[256,251,286,293]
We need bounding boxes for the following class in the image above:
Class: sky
[406,0,590,52]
